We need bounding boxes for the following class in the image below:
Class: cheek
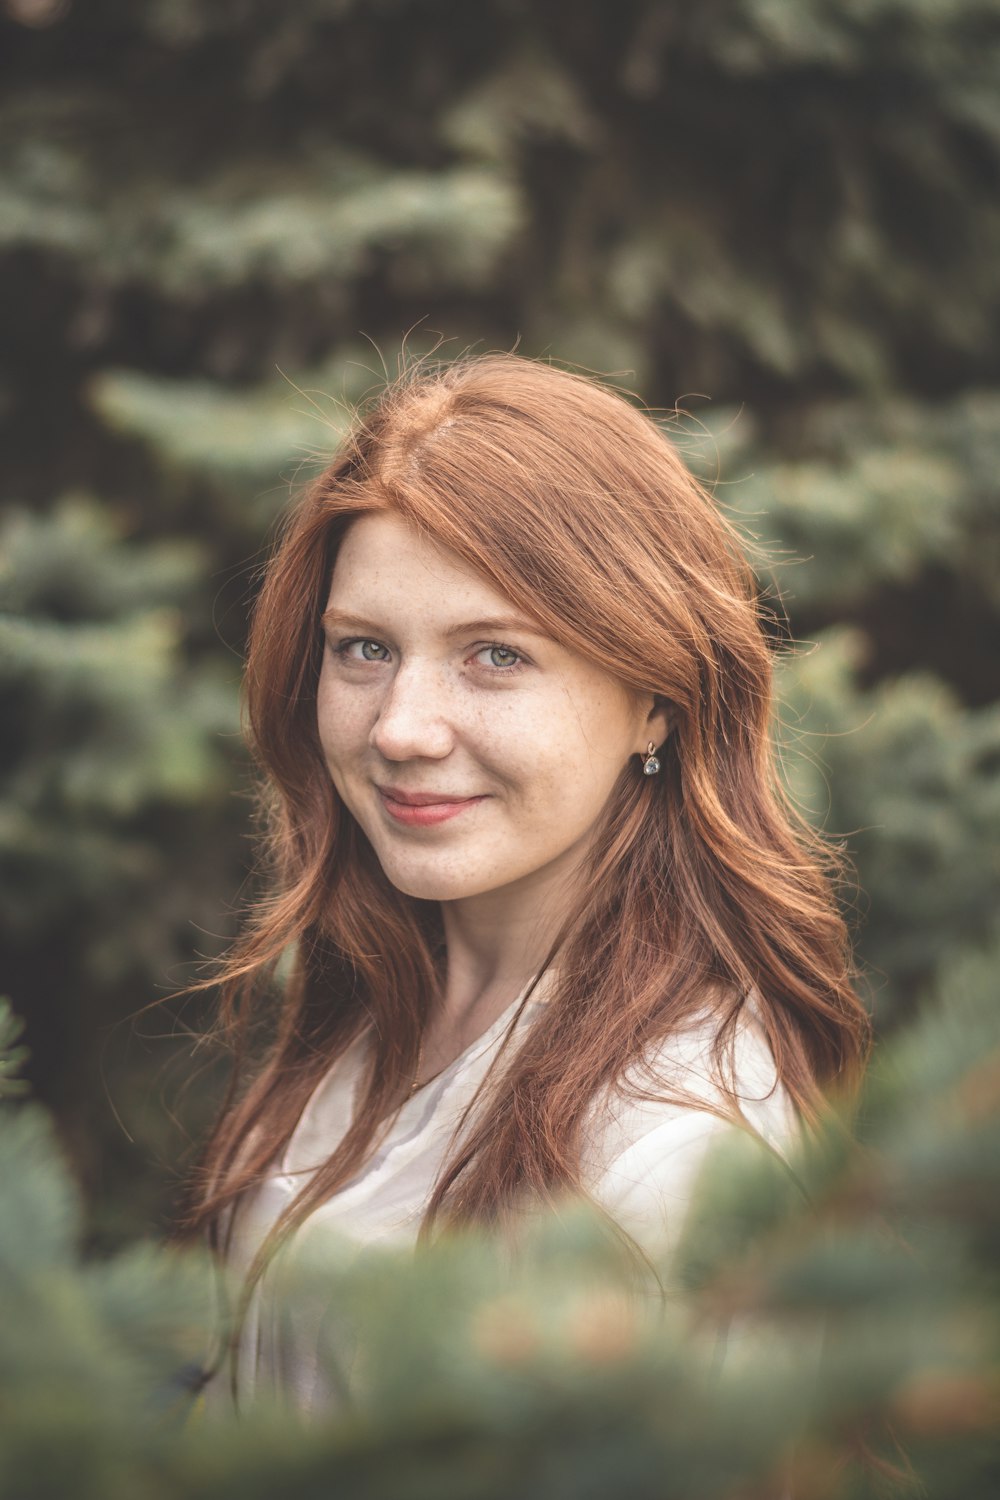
[520,760,621,840]
[473,695,565,792]
[502,698,628,826]
[316,666,366,760]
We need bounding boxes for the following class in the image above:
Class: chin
[371,852,505,904]
[379,869,484,902]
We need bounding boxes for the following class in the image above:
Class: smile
[377,788,487,827]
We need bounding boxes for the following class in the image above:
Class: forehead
[323,511,642,713]
[327,512,525,620]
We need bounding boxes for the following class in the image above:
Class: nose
[369,659,457,763]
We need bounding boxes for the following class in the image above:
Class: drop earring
[641,741,661,776]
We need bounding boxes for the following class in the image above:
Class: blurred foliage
[0,1000,30,1100]
[2,6,999,1484]
[0,0,997,1309]
[0,497,242,1245]
[0,936,998,1497]
[779,631,1000,1014]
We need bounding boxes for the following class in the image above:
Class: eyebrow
[320,608,549,639]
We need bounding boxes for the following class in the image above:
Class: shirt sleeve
[587,1011,800,1261]
[590,1108,740,1258]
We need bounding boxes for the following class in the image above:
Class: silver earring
[642,741,661,776]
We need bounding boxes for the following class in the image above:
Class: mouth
[376,786,487,828]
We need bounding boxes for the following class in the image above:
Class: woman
[188,352,869,1413]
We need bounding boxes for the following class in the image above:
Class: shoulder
[583,998,799,1254]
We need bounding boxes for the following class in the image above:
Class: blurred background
[1,0,998,1254]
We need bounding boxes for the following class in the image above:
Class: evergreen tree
[1,0,997,1259]
[0,946,997,1498]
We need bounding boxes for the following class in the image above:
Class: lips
[377,785,486,827]
[378,786,480,806]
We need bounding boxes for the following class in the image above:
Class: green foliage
[0,0,998,1360]
[0,941,998,1498]
[0,498,238,947]
[5,0,999,393]
[0,0,996,1488]
[0,126,522,298]
[0,497,242,1243]
[0,1022,217,1500]
[709,389,1000,622]
[0,1000,30,1101]
[87,349,378,520]
[778,630,1000,1015]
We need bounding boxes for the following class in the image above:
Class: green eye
[478,644,524,672]
[334,638,390,662]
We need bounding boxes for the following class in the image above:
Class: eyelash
[331,637,527,676]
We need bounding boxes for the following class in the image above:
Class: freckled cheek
[509,722,628,836]
[315,683,366,780]
[473,703,565,795]
[494,731,585,821]
[523,779,605,848]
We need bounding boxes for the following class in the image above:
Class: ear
[639,693,673,753]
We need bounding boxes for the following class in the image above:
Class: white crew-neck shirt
[214,969,798,1416]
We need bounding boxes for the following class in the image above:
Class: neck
[436,839,586,1025]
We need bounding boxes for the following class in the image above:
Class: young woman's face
[317,512,666,906]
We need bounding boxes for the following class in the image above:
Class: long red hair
[184,352,869,1276]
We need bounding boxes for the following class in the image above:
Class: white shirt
[214,969,798,1415]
